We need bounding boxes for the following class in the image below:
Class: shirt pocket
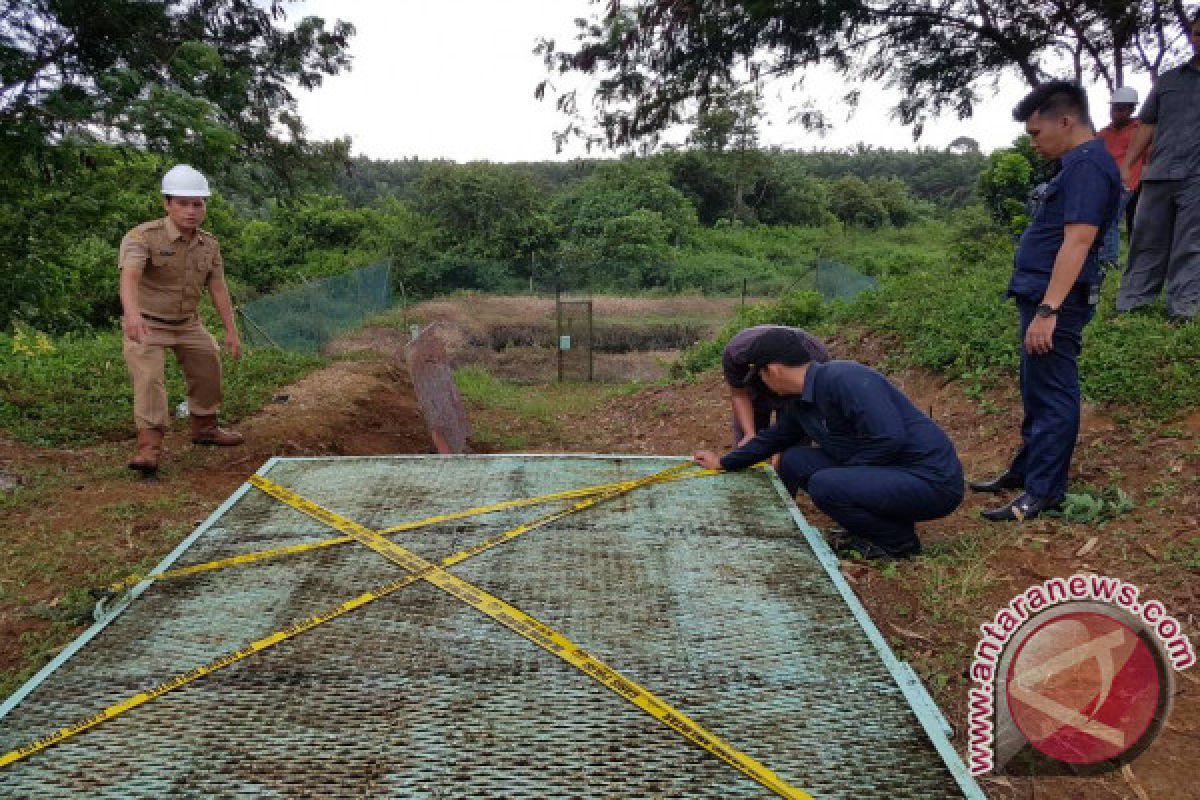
[1028,181,1061,223]
[147,250,173,272]
[188,249,215,284]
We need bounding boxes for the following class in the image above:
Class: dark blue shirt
[719,361,963,485]
[1010,138,1120,300]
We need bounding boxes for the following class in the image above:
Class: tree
[536,1,1195,147]
[828,175,889,228]
[978,134,1056,234]
[552,160,696,286]
[0,1,355,331]
[1,0,353,184]
[867,176,919,226]
[667,151,737,225]
[750,160,830,227]
[948,136,981,155]
[416,162,557,266]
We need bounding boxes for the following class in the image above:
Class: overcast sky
[292,1,1157,163]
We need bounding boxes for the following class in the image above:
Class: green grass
[100,494,193,522]
[0,328,325,446]
[675,209,1200,419]
[454,365,638,423]
[453,365,647,448]
[1164,537,1200,568]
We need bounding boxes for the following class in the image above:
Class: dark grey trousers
[1117,177,1200,319]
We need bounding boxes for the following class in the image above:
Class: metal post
[398,280,408,333]
[741,277,747,308]
[556,283,563,383]
[586,300,594,382]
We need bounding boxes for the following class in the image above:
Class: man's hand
[737,434,754,448]
[122,315,150,343]
[693,450,722,471]
[1119,164,1133,191]
[1025,315,1057,356]
[224,330,242,360]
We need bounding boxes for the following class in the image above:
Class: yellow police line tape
[248,470,813,800]
[106,468,718,593]
[0,463,693,771]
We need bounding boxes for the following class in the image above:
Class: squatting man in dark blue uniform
[970,81,1121,522]
[693,329,964,560]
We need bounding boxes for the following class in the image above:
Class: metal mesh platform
[0,456,981,798]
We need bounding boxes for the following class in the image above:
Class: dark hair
[1012,80,1092,127]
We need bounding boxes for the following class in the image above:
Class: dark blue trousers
[1007,298,1094,500]
[778,447,963,549]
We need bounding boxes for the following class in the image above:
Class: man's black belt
[141,313,193,325]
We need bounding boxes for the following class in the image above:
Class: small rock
[0,471,19,491]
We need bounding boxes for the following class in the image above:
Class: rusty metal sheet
[406,324,471,453]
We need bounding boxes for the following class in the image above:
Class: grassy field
[675,211,1200,419]
[0,328,324,446]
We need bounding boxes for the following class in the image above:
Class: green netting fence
[238,260,392,352]
[814,257,877,302]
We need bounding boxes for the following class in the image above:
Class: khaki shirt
[119,217,224,320]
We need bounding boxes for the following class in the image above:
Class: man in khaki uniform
[120,164,244,475]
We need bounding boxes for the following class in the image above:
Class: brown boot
[190,414,244,446]
[128,428,163,474]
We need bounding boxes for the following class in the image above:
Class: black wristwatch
[1035,303,1059,318]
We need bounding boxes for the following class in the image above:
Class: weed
[1163,538,1200,568]
[0,624,79,701]
[101,495,191,521]
[1047,486,1134,523]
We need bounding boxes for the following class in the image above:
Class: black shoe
[980,492,1063,522]
[836,536,922,561]
[968,471,1024,493]
[826,526,852,549]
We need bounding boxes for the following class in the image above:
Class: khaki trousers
[123,318,222,431]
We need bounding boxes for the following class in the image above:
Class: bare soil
[1,303,1196,799]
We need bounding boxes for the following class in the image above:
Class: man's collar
[163,217,186,242]
[1061,137,1099,166]
[800,362,822,403]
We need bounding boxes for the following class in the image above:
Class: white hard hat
[161,164,211,197]
[1111,87,1138,105]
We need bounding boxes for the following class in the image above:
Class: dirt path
[1,320,1196,799]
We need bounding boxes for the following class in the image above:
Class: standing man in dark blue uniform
[693,330,964,560]
[971,81,1120,521]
